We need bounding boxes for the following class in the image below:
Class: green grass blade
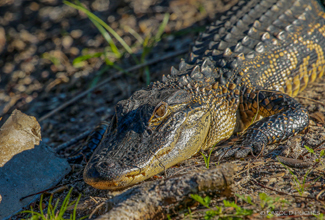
[124,25,143,44]
[200,152,208,169]
[64,1,133,55]
[155,13,169,42]
[144,66,150,86]
[53,196,60,217]
[88,66,110,92]
[47,195,55,219]
[73,194,82,220]
[58,188,72,218]
[72,52,103,67]
[39,194,45,219]
[89,17,121,58]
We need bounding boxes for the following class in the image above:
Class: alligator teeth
[171,66,179,76]
[190,65,203,79]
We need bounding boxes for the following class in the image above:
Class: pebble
[0,27,5,54]
[62,35,73,49]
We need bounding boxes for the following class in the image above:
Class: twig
[251,179,317,200]
[54,129,91,152]
[89,201,106,219]
[269,213,325,219]
[38,49,188,122]
[316,189,325,202]
[277,156,313,169]
[296,96,325,107]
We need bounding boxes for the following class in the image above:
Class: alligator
[83,0,325,190]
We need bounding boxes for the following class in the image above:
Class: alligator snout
[83,159,125,189]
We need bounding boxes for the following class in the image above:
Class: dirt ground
[1,0,325,219]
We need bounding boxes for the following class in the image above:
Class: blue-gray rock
[0,110,71,219]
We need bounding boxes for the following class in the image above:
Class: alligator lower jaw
[85,180,120,190]
[84,171,148,190]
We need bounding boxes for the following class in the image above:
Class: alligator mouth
[84,166,148,190]
[84,146,175,190]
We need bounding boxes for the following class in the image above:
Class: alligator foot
[217,89,310,159]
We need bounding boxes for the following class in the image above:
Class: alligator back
[176,0,325,96]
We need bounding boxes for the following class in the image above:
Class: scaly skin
[83,0,325,189]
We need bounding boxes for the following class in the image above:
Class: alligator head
[83,87,212,189]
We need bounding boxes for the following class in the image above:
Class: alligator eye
[153,102,168,118]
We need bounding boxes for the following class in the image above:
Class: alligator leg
[217,88,309,158]
[68,121,109,163]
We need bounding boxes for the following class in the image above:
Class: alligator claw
[216,140,266,159]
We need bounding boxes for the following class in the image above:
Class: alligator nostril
[83,164,101,182]
[97,161,115,169]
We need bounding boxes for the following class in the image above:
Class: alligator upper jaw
[83,162,150,190]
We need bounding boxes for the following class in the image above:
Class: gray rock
[0,110,71,219]
[0,109,41,167]
[0,143,71,219]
